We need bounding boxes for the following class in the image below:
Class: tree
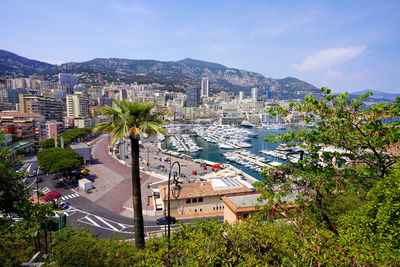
[259,88,400,232]
[37,147,83,177]
[93,99,167,249]
[0,133,31,219]
[43,190,62,204]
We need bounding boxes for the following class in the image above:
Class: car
[59,202,70,210]
[156,216,176,225]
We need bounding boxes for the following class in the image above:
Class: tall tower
[186,88,201,107]
[251,88,258,101]
[239,91,244,101]
[201,77,209,97]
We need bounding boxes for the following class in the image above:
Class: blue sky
[1,0,400,93]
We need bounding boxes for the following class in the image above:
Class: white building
[201,77,209,97]
[239,91,244,101]
[67,92,89,118]
[251,88,258,101]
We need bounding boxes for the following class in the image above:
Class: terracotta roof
[387,143,400,154]
[159,179,253,201]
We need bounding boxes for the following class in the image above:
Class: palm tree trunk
[130,137,145,249]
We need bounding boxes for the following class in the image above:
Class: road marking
[61,193,80,200]
[84,216,100,227]
[95,216,119,231]
[41,187,50,194]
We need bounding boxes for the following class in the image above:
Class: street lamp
[167,161,182,240]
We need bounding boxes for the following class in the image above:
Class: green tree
[0,134,31,219]
[37,147,83,178]
[93,99,167,249]
[260,88,400,232]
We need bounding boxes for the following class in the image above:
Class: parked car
[156,216,176,225]
[59,202,70,210]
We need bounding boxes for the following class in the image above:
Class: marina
[162,124,305,180]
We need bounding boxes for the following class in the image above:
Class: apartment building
[0,112,46,141]
[18,94,64,122]
[66,92,89,118]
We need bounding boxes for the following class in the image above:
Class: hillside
[0,49,55,75]
[0,49,321,99]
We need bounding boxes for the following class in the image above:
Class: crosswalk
[41,187,50,194]
[60,193,80,201]
[39,187,80,201]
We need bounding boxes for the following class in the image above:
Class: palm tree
[93,99,167,249]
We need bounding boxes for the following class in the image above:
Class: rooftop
[159,178,253,201]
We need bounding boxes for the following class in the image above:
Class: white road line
[94,216,119,231]
[73,193,80,197]
[84,216,100,227]
[63,195,70,200]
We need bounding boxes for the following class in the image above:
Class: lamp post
[35,167,41,252]
[35,167,41,205]
[167,161,182,240]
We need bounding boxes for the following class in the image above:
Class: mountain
[350,90,399,101]
[0,49,321,99]
[0,49,55,75]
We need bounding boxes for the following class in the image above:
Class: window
[242,213,249,219]
[186,199,191,204]
[195,209,197,212]
[198,197,203,202]
[192,198,198,203]
[200,209,202,212]
[213,207,215,210]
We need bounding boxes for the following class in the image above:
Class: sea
[162,126,304,181]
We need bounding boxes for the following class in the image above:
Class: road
[22,140,223,239]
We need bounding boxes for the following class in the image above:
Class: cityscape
[1,0,400,265]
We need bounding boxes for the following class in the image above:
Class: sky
[1,0,400,93]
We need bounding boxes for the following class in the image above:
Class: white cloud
[326,68,343,78]
[293,46,366,71]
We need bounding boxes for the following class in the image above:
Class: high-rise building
[67,92,89,118]
[19,94,64,122]
[186,88,201,107]
[58,73,78,94]
[7,88,28,104]
[201,77,209,97]
[239,91,244,101]
[251,88,258,101]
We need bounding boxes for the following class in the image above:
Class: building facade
[0,112,46,142]
[186,88,201,107]
[67,92,89,118]
[18,94,64,121]
[201,77,209,97]
[58,73,78,94]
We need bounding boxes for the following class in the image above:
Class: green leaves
[93,99,166,141]
[37,147,83,175]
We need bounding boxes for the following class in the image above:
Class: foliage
[37,147,82,177]
[259,88,400,232]
[93,98,167,249]
[43,190,62,203]
[0,134,31,219]
[0,132,56,265]
[50,214,400,266]
[51,227,142,266]
[39,127,93,149]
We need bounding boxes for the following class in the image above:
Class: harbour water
[162,126,304,181]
